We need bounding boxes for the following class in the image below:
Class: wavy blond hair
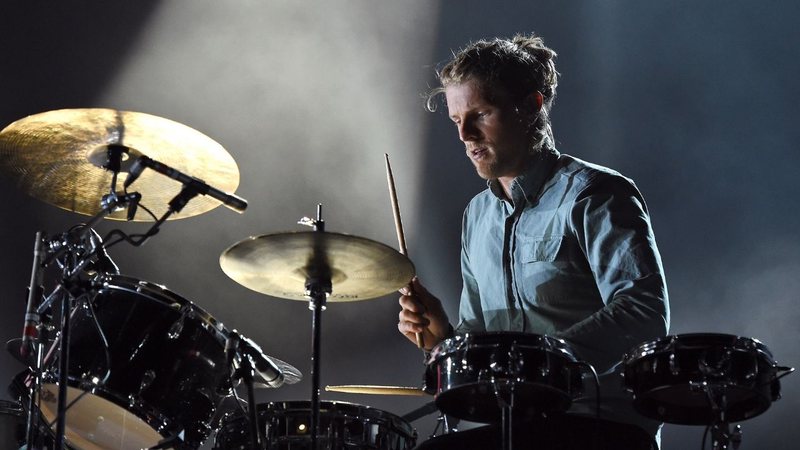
[427,34,559,152]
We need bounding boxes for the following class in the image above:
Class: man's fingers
[398,294,425,313]
[398,307,429,326]
[398,320,426,335]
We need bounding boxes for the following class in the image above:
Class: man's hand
[397,277,451,351]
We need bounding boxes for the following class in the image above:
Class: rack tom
[623,333,791,424]
[424,332,582,423]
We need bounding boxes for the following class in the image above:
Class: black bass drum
[623,333,790,424]
[424,332,583,423]
[39,274,231,449]
[213,401,417,450]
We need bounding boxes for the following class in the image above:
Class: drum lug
[139,369,157,393]
[128,393,139,409]
[168,304,194,339]
[508,345,525,378]
[78,373,104,392]
[688,380,707,392]
[669,351,679,376]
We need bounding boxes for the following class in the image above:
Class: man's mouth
[469,147,488,161]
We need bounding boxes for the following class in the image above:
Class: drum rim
[629,382,774,425]
[429,331,578,362]
[266,400,415,431]
[92,273,230,344]
[623,332,775,364]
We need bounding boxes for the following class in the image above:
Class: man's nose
[458,122,479,142]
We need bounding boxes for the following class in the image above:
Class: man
[398,34,670,449]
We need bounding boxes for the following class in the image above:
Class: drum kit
[0,109,795,450]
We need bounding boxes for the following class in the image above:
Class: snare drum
[39,274,231,449]
[623,333,787,425]
[212,401,417,450]
[424,332,582,423]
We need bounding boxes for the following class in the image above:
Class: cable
[84,290,112,387]
[46,290,113,427]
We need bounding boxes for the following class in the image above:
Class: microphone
[128,155,247,213]
[21,232,46,358]
[123,157,146,189]
[125,192,141,221]
[240,335,285,388]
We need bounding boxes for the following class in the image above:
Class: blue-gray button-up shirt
[456,149,670,437]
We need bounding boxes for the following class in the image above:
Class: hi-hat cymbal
[220,231,415,301]
[0,108,240,221]
[325,385,428,396]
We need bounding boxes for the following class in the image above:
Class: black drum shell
[622,333,782,425]
[212,400,417,450]
[45,274,231,447]
[424,332,582,424]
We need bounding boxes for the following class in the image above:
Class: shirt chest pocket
[518,236,564,263]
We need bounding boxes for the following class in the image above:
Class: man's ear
[518,91,544,116]
[529,91,544,112]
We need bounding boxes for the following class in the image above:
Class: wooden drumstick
[384,153,424,349]
[325,384,428,396]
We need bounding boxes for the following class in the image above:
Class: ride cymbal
[220,231,415,301]
[0,108,240,220]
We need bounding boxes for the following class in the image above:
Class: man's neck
[497,176,515,200]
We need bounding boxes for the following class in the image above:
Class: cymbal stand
[22,231,47,450]
[299,205,331,450]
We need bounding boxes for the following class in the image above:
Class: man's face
[445,79,531,181]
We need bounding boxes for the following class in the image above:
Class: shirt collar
[488,148,560,205]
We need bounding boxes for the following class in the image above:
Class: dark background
[1,1,798,449]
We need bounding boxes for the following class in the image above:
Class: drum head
[38,386,163,450]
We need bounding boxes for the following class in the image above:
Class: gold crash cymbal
[325,385,428,396]
[220,231,415,301]
[0,108,240,221]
